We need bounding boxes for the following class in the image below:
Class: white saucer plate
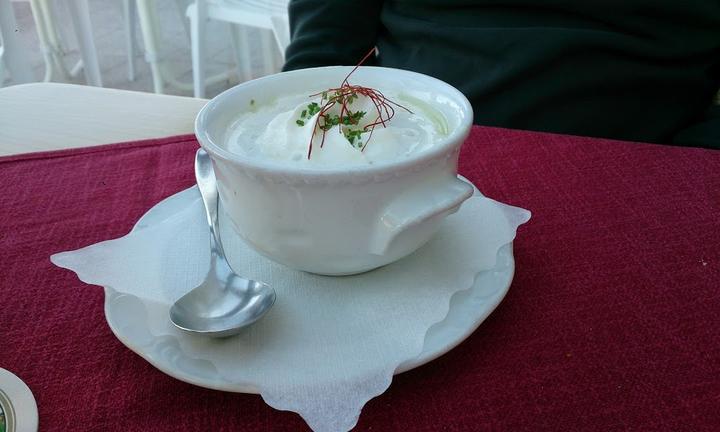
[104,183,514,393]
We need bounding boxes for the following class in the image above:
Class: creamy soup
[225,89,447,167]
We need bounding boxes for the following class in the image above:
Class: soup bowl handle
[369,177,474,256]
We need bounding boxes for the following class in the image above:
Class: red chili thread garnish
[305,48,413,159]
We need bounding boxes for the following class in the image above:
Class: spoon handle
[195,148,228,260]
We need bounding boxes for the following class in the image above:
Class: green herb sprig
[298,48,412,159]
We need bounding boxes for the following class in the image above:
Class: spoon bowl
[170,148,275,337]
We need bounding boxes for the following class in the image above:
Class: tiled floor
[5,0,283,98]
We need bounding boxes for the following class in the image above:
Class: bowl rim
[194,65,473,179]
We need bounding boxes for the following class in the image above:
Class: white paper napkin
[52,185,530,432]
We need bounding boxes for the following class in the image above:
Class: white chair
[187,0,290,98]
[131,0,232,94]
[123,0,189,85]
[123,0,138,81]
[63,0,101,86]
[3,0,102,86]
[0,0,34,85]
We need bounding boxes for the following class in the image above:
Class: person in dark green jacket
[282,0,720,149]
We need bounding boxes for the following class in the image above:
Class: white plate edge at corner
[0,368,39,432]
[103,177,515,393]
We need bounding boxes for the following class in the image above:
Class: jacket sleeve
[282,0,384,71]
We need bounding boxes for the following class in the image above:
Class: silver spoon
[170,148,275,337]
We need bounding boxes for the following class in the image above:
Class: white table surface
[0,83,207,156]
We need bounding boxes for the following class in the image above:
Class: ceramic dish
[103,184,514,392]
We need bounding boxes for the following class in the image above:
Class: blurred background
[0,0,288,98]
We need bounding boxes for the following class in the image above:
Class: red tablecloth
[2,128,719,431]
